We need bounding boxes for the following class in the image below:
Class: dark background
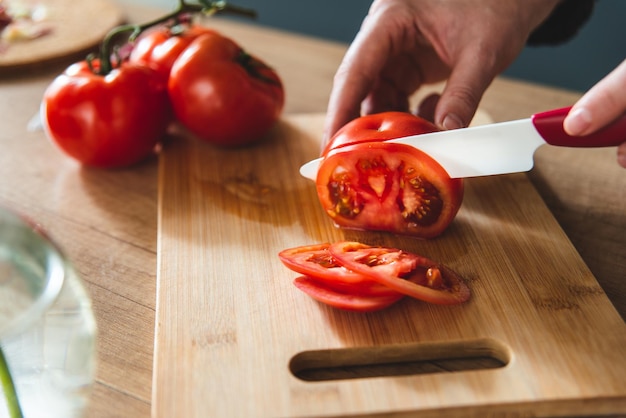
[138,0,625,93]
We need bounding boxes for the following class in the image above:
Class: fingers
[564,59,626,169]
[564,59,626,136]
[323,12,392,145]
[433,51,496,130]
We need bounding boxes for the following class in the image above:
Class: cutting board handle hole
[289,338,510,382]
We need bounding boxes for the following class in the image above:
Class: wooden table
[0,4,624,417]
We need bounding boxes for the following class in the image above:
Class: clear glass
[0,207,97,418]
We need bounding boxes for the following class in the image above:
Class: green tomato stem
[0,346,23,418]
[95,0,257,75]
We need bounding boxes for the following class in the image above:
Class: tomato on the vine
[316,112,464,239]
[40,3,274,168]
[41,60,170,168]
[168,31,285,146]
[129,24,217,81]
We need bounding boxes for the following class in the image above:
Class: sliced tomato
[317,112,463,239]
[328,241,470,305]
[293,276,404,312]
[317,141,463,239]
[278,243,403,296]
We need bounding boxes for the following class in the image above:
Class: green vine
[90,0,256,75]
[0,346,22,418]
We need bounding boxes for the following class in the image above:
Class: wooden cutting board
[0,0,123,75]
[154,113,626,417]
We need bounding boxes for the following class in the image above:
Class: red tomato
[293,276,404,312]
[317,142,463,238]
[329,241,470,305]
[129,24,217,81]
[41,60,170,168]
[322,111,439,156]
[168,31,284,146]
[278,243,405,297]
[316,112,463,239]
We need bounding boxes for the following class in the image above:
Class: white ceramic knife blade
[300,106,626,180]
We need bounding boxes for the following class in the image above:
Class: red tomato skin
[168,32,285,146]
[128,24,217,80]
[322,111,439,156]
[41,61,170,168]
[293,276,404,312]
[317,141,464,239]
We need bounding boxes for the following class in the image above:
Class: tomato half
[317,112,463,239]
[168,31,284,146]
[317,141,463,239]
[41,60,170,168]
[293,276,404,312]
[322,111,439,156]
[329,241,470,305]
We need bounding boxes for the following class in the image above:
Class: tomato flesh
[279,243,403,297]
[317,112,463,239]
[328,241,470,305]
[318,142,463,238]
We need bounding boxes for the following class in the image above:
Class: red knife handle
[531,106,626,147]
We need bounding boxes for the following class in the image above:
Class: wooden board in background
[0,0,123,75]
[154,113,626,417]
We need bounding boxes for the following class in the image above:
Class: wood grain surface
[0,0,123,75]
[154,113,626,417]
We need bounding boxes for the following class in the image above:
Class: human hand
[323,0,560,146]
[564,59,626,168]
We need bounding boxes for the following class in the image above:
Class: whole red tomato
[168,31,285,146]
[41,60,170,168]
[316,112,464,239]
[128,24,217,81]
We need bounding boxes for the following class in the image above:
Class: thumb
[434,55,496,130]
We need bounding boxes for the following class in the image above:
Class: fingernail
[442,113,464,130]
[564,107,592,136]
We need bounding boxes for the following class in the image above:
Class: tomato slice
[328,241,470,305]
[278,243,403,296]
[293,276,404,312]
[316,141,463,239]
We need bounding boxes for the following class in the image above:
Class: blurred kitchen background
[123,0,624,93]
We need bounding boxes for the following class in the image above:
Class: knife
[300,106,626,180]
